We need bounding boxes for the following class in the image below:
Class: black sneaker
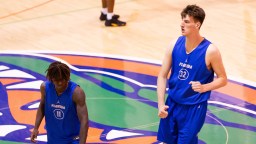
[99,12,120,21]
[105,18,126,27]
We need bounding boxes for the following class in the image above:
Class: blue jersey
[44,81,80,144]
[168,36,214,105]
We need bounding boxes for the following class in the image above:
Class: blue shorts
[72,140,79,144]
[157,98,207,144]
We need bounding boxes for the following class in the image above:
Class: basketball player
[157,5,227,144]
[100,0,126,27]
[30,61,89,144]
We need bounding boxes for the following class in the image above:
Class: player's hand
[158,105,169,118]
[189,81,205,93]
[30,129,39,143]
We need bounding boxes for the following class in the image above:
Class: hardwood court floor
[0,0,256,144]
[0,0,256,82]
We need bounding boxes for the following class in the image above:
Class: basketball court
[0,0,256,143]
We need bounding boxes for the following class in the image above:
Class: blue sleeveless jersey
[44,81,80,144]
[168,36,214,105]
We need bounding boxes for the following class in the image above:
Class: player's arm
[73,86,89,144]
[205,44,227,91]
[157,39,176,118]
[194,44,227,92]
[31,82,46,143]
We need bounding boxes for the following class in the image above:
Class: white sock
[101,8,107,15]
[107,13,114,20]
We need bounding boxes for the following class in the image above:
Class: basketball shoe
[105,18,126,27]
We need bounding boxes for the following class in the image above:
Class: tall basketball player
[157,4,227,144]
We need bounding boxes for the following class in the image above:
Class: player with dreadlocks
[31,61,89,144]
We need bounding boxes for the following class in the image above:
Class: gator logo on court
[0,52,256,144]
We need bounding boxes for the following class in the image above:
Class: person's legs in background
[100,0,126,27]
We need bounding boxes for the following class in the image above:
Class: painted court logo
[0,51,255,144]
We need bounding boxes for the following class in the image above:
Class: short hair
[46,61,70,82]
[181,4,205,25]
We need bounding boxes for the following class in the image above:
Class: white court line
[207,100,256,144]
[208,101,256,115]
[206,113,229,144]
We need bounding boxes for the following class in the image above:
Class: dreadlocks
[46,61,70,82]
